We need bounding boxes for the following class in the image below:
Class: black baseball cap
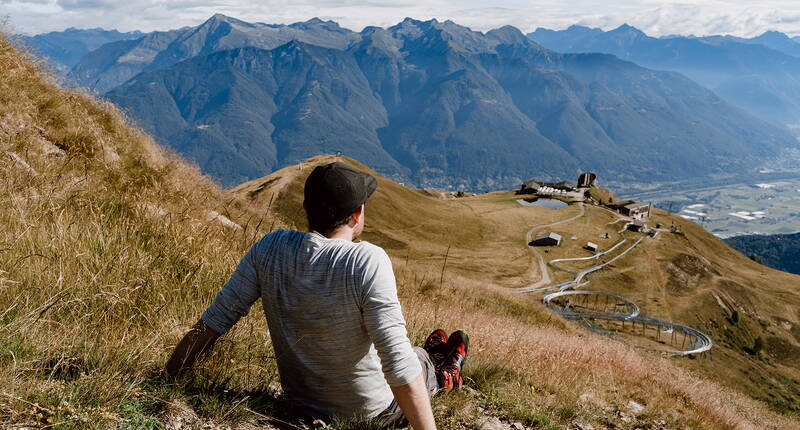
[303,162,378,224]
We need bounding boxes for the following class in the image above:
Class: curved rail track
[518,203,713,356]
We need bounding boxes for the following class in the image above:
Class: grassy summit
[1,34,798,428]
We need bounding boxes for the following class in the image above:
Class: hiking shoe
[424,329,449,367]
[424,329,448,353]
[437,330,469,391]
[439,365,463,391]
[444,330,469,369]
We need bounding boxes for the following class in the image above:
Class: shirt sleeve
[201,240,262,335]
[360,247,422,387]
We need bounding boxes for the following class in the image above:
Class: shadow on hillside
[142,370,386,430]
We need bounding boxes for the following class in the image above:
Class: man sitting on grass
[166,161,469,429]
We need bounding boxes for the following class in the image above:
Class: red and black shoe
[439,365,462,391]
[424,329,448,353]
[437,330,469,391]
[444,330,469,370]
[424,329,449,366]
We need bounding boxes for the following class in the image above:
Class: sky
[3,0,800,38]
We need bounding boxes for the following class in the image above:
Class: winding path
[522,203,585,290]
[516,202,713,356]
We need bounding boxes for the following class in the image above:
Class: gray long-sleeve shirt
[201,229,421,419]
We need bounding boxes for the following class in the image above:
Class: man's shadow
[144,367,308,429]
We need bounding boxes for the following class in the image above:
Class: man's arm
[359,249,435,428]
[165,236,266,377]
[390,373,437,430]
[165,319,221,377]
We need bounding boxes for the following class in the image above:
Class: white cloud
[4,0,800,38]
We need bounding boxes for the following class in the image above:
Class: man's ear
[351,204,365,225]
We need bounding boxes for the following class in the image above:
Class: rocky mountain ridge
[92,16,796,189]
[528,24,800,126]
[68,14,358,93]
[17,27,142,75]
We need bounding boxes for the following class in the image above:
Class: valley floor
[617,174,800,238]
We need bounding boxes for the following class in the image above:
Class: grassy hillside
[0,34,277,428]
[1,33,799,429]
[236,157,800,428]
[588,210,800,413]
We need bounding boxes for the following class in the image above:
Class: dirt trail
[521,203,585,290]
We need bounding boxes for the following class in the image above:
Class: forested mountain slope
[726,232,800,274]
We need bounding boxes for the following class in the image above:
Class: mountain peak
[397,17,424,27]
[390,18,497,53]
[393,17,441,29]
[567,24,594,31]
[486,25,528,45]
[64,27,104,33]
[356,25,402,54]
[609,23,646,38]
[207,13,233,22]
[388,17,429,39]
[527,24,603,42]
[613,23,643,33]
[201,13,251,28]
[186,13,250,42]
[757,30,791,40]
[288,17,346,32]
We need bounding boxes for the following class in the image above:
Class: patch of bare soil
[792,323,800,344]
[663,253,719,295]
[766,336,800,364]
[162,401,277,430]
[716,279,756,310]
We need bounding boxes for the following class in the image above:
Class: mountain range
[16,16,799,189]
[67,15,359,93]
[528,25,800,126]
[711,30,800,58]
[18,27,142,75]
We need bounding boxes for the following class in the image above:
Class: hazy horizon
[4,0,800,38]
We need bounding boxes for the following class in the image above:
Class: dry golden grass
[1,32,798,429]
[237,157,800,429]
[0,34,281,428]
[586,186,619,205]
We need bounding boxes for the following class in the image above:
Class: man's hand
[165,319,221,378]
[390,372,437,430]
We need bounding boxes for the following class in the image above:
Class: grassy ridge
[1,34,797,429]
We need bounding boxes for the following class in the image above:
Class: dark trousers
[378,347,440,428]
